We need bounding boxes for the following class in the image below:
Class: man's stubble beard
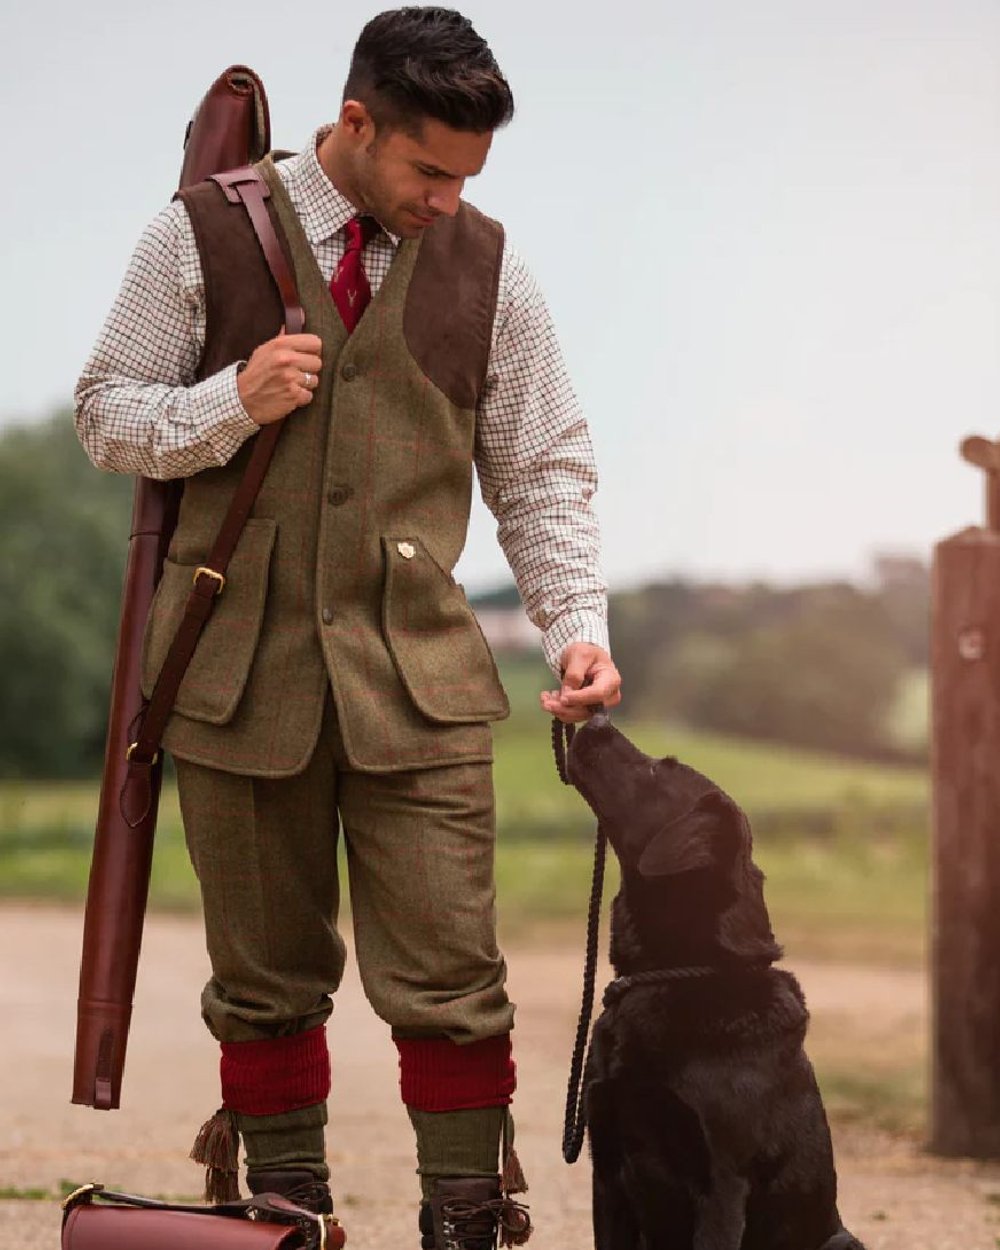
[356,145,428,240]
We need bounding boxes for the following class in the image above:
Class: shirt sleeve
[73,200,259,480]
[475,241,609,674]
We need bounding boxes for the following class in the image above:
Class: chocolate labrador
[566,713,865,1250]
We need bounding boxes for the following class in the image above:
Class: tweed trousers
[175,693,515,1047]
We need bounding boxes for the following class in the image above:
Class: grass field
[0,657,929,963]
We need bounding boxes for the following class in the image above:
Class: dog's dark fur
[567,714,865,1250]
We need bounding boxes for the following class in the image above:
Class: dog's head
[566,713,780,971]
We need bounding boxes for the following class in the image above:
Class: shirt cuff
[195,362,260,465]
[223,360,258,430]
[541,610,610,676]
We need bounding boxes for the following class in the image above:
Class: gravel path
[2,904,999,1248]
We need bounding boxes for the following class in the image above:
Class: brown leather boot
[419,1176,531,1249]
[246,1167,334,1216]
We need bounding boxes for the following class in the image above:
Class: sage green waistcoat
[140,157,509,776]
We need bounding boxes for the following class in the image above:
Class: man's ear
[636,791,738,878]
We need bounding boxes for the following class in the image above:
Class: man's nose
[427,183,462,217]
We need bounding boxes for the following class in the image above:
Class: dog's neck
[609,888,707,976]
[609,877,781,977]
[609,895,664,976]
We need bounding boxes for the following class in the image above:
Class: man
[75,8,620,1247]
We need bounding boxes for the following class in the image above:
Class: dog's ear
[636,791,736,878]
[715,806,783,964]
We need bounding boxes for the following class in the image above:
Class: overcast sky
[3,0,1000,592]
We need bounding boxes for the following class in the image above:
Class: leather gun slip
[72,66,273,1110]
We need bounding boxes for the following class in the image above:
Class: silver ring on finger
[302,371,314,387]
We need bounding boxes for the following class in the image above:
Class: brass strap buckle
[193,566,226,595]
[126,742,160,766]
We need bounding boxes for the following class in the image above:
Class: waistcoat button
[341,362,358,381]
[326,485,354,507]
[321,608,334,625]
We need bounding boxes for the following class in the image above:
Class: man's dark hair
[344,7,514,134]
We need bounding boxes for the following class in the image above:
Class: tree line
[0,415,929,777]
[609,559,927,761]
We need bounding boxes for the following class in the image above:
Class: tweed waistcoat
[140,156,509,775]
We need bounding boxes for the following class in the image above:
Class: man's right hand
[236,331,324,425]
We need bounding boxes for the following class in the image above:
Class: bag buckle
[62,1182,102,1210]
[318,1212,340,1250]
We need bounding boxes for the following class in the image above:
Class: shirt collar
[278,126,400,249]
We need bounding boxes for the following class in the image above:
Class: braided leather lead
[550,716,575,785]
[561,817,606,1163]
[553,717,606,1164]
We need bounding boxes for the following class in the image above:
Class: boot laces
[275,1178,332,1215]
[440,1196,532,1249]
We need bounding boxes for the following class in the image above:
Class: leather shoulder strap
[209,166,305,334]
[120,165,304,827]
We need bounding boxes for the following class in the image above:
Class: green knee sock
[407,1106,507,1201]
[236,1102,330,1182]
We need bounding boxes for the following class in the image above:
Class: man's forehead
[394,118,492,177]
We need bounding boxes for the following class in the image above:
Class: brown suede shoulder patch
[177,178,291,381]
[402,201,504,410]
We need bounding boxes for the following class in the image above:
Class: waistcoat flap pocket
[140,518,278,725]
[380,535,510,724]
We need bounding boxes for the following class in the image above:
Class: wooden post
[931,435,1000,1155]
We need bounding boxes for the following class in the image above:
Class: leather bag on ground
[61,1185,345,1250]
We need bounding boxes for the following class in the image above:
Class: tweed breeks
[175,693,515,1048]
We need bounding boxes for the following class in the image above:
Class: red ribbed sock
[394,1034,516,1111]
[221,1024,331,1115]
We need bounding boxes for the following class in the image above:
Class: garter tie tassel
[190,1107,240,1203]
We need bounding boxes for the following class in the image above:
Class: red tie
[330,215,378,333]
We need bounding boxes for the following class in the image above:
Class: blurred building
[472,605,539,653]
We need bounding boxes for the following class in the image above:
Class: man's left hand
[540,642,623,724]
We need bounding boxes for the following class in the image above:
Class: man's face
[351,112,493,238]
